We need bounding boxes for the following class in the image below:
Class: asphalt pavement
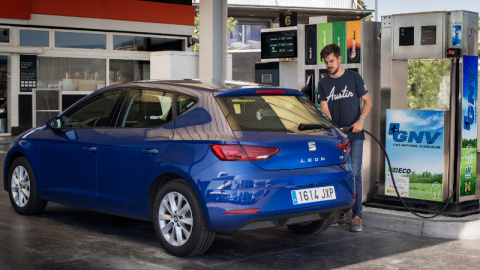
[1,137,480,269]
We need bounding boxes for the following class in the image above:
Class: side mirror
[46,117,62,131]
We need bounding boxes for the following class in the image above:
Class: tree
[356,0,372,21]
[191,13,238,53]
[407,61,450,110]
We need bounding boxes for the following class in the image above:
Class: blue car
[4,80,354,256]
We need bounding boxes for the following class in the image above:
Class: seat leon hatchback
[4,80,354,256]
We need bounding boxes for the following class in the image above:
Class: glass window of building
[113,35,184,51]
[109,60,150,85]
[228,24,268,50]
[20,30,49,47]
[0,55,9,133]
[37,57,106,91]
[0,28,9,43]
[55,31,106,49]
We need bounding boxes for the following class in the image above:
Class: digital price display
[421,25,436,45]
[261,30,297,59]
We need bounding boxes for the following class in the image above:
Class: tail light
[337,140,351,154]
[210,144,279,161]
[255,90,285,95]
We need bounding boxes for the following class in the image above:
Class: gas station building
[0,0,371,136]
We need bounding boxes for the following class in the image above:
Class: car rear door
[96,88,175,209]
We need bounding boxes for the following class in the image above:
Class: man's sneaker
[350,216,362,232]
[332,213,346,226]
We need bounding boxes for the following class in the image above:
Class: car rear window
[216,95,336,133]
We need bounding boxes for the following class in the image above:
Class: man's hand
[351,120,364,133]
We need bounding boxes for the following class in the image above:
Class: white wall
[150,51,232,81]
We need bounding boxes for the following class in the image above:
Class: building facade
[0,0,194,135]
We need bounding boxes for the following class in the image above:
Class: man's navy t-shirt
[318,70,368,141]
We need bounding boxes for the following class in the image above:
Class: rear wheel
[153,179,215,257]
[287,216,336,234]
[8,157,47,215]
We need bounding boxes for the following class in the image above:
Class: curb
[362,207,480,239]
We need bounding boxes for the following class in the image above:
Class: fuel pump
[373,10,479,215]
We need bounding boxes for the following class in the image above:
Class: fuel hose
[341,127,455,219]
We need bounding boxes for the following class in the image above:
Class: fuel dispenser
[256,20,382,204]
[374,11,479,215]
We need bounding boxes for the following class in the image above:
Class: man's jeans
[350,140,364,218]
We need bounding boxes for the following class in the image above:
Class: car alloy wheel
[158,191,193,246]
[153,179,215,256]
[8,157,47,215]
[11,165,30,208]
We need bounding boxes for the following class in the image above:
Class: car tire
[8,157,48,215]
[287,216,336,234]
[153,179,215,257]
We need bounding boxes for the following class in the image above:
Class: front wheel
[8,157,47,215]
[287,216,336,234]
[153,179,215,257]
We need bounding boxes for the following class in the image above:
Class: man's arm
[320,100,332,120]
[351,93,372,133]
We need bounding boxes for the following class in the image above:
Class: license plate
[291,186,336,205]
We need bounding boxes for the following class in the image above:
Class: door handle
[83,146,98,152]
[142,148,159,155]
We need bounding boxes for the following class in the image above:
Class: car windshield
[216,95,336,133]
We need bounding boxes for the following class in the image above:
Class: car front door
[38,89,124,204]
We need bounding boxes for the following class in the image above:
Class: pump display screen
[261,30,297,59]
[421,25,437,45]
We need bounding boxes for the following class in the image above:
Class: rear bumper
[197,164,354,232]
[235,204,353,231]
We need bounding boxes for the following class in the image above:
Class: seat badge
[308,142,316,151]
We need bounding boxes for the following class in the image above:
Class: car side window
[60,89,123,129]
[118,89,173,128]
[177,94,198,116]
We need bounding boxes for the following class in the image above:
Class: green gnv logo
[388,123,441,144]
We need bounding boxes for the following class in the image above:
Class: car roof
[95,79,303,97]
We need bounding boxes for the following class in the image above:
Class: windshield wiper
[298,123,330,131]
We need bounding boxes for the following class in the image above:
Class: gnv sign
[385,109,445,202]
[388,123,441,144]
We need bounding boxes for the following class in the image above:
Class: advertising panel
[452,25,462,46]
[332,22,346,64]
[460,55,478,197]
[385,109,445,201]
[20,55,37,92]
[305,24,317,65]
[346,21,361,64]
[317,23,331,64]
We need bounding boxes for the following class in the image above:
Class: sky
[362,0,480,21]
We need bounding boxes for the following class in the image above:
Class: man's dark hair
[320,44,341,61]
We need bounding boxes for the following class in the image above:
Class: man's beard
[329,66,339,75]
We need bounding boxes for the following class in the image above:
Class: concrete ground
[1,136,480,269]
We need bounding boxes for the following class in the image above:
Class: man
[318,44,372,232]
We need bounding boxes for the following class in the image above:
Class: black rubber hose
[344,127,455,219]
